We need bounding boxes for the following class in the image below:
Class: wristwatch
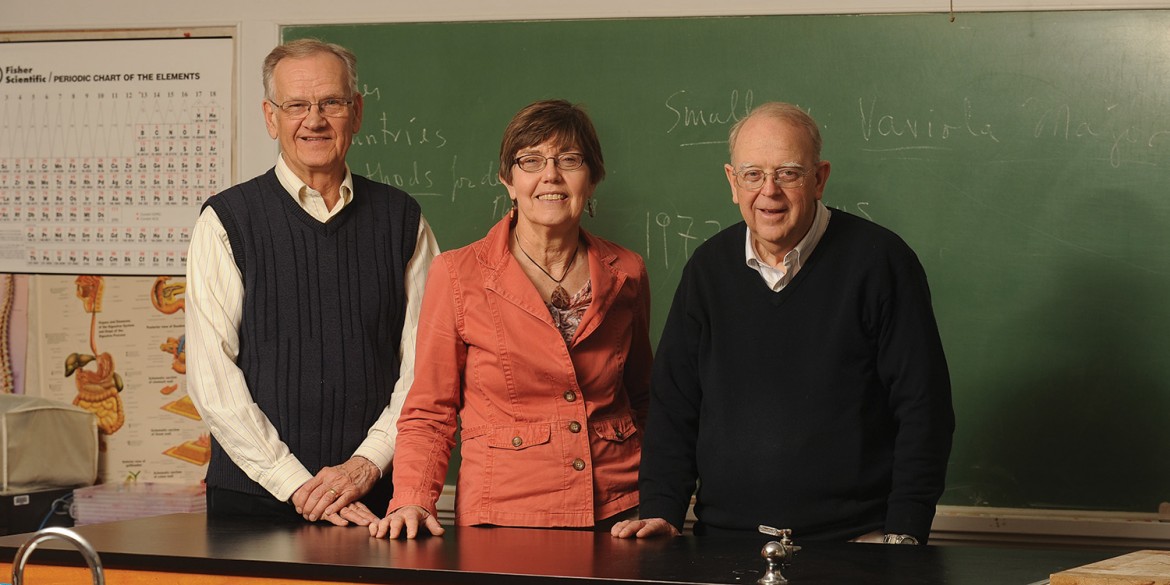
[882,533,920,545]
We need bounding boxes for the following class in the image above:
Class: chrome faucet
[757,525,801,585]
[11,526,104,585]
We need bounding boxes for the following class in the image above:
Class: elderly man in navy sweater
[613,102,954,544]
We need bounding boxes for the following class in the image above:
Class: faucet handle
[758,525,801,552]
[12,526,105,585]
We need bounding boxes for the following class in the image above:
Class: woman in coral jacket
[371,99,652,538]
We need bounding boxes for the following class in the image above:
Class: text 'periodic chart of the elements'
[0,37,233,275]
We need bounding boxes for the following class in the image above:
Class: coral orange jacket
[388,218,652,527]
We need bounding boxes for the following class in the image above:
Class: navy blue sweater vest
[201,169,420,502]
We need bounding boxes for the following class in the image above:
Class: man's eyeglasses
[514,152,586,173]
[269,97,354,118]
[733,166,814,190]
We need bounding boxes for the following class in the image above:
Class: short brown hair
[728,102,823,161]
[498,99,605,185]
[262,38,358,101]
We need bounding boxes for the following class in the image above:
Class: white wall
[7,0,1170,182]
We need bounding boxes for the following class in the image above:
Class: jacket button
[568,421,582,433]
[615,431,625,440]
[572,458,586,471]
[512,436,523,447]
[563,390,577,402]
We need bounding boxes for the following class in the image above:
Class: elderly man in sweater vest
[186,39,438,525]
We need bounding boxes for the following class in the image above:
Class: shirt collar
[744,200,832,291]
[274,154,353,222]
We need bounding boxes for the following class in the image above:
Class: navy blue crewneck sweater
[639,210,953,542]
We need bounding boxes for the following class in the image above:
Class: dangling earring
[509,199,518,220]
[586,198,596,218]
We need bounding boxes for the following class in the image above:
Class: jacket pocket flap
[593,416,638,442]
[487,423,552,450]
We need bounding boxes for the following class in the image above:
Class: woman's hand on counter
[370,505,445,539]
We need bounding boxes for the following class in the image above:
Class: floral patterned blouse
[547,280,592,345]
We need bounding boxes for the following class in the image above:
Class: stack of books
[72,482,205,526]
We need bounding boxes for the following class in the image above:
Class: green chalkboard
[284,12,1170,514]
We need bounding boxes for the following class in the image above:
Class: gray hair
[727,102,823,161]
[262,38,358,101]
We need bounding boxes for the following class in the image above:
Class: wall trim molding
[931,505,1170,548]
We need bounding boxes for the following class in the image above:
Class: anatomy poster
[0,37,232,275]
[26,274,206,484]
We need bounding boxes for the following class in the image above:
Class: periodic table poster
[0,37,233,275]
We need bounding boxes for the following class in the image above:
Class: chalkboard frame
[284,11,1170,514]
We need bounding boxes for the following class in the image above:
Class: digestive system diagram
[151,276,209,466]
[66,275,125,435]
[152,276,186,375]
